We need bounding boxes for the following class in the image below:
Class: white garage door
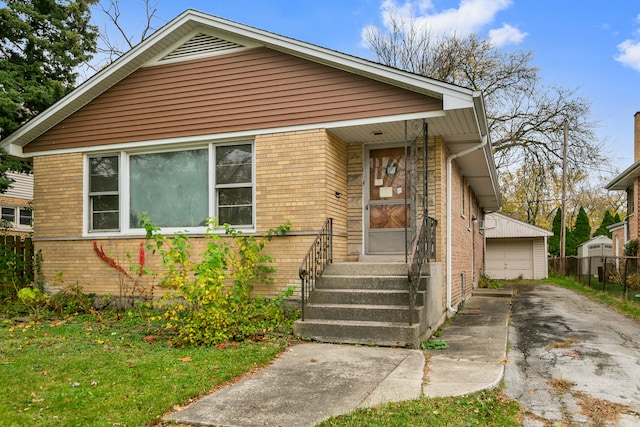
[486,239,534,280]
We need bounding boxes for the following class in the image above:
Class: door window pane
[130,149,208,228]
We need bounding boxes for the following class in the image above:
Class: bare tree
[365,14,609,225]
[365,15,604,173]
[90,0,160,70]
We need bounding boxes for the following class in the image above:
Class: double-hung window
[1,206,33,229]
[87,141,254,233]
[89,155,120,231]
[215,144,253,226]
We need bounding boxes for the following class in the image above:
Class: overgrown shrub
[142,215,294,346]
[0,237,33,300]
[624,239,639,256]
[46,284,95,316]
[478,274,501,289]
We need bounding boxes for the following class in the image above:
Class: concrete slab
[164,291,513,426]
[423,358,504,397]
[166,344,424,427]
[422,294,511,398]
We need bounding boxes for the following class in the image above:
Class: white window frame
[1,206,33,231]
[88,153,121,232]
[84,140,256,237]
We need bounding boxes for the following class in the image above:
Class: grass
[316,390,522,427]
[1,275,634,427]
[544,276,640,321]
[0,310,286,427]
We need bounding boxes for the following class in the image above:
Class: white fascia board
[3,143,25,158]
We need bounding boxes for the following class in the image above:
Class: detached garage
[484,212,553,280]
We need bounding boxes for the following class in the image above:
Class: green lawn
[317,390,522,427]
[3,276,635,427]
[0,311,285,427]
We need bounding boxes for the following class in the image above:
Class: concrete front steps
[293,262,428,348]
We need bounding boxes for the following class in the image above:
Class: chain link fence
[549,256,640,301]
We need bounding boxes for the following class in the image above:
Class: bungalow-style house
[0,171,33,237]
[1,10,500,347]
[606,112,640,252]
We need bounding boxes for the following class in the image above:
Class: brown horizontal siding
[26,47,442,153]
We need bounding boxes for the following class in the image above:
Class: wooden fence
[0,235,34,284]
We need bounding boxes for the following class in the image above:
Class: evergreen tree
[614,212,622,223]
[548,208,562,256]
[593,210,615,238]
[566,229,578,257]
[572,206,591,254]
[0,0,98,192]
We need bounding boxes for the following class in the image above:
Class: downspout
[446,135,488,313]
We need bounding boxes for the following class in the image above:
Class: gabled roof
[0,9,500,210]
[484,212,553,239]
[2,9,481,156]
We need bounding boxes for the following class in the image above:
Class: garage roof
[484,212,553,239]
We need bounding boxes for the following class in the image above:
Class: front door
[365,146,412,254]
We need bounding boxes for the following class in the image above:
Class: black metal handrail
[407,215,437,325]
[299,218,333,321]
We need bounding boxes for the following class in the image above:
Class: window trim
[84,140,255,237]
[88,153,121,232]
[0,206,32,231]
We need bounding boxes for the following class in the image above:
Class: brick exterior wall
[32,127,484,310]
[33,154,84,239]
[32,130,348,297]
[346,143,363,260]
[611,227,625,257]
[431,139,485,310]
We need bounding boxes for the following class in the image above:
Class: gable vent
[159,33,245,62]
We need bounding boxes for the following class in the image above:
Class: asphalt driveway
[504,284,640,426]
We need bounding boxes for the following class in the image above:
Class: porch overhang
[327,105,501,212]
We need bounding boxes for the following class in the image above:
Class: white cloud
[489,23,527,47]
[378,0,517,39]
[615,39,640,72]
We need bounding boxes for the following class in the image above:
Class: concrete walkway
[165,289,512,427]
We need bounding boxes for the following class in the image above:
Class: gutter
[445,93,490,314]
[446,135,488,314]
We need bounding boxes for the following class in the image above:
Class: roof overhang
[606,159,640,190]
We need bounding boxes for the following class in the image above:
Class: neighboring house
[0,10,500,346]
[0,171,33,237]
[484,212,552,280]
[606,112,640,249]
[608,221,626,257]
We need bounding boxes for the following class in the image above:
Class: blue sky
[92,0,640,174]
